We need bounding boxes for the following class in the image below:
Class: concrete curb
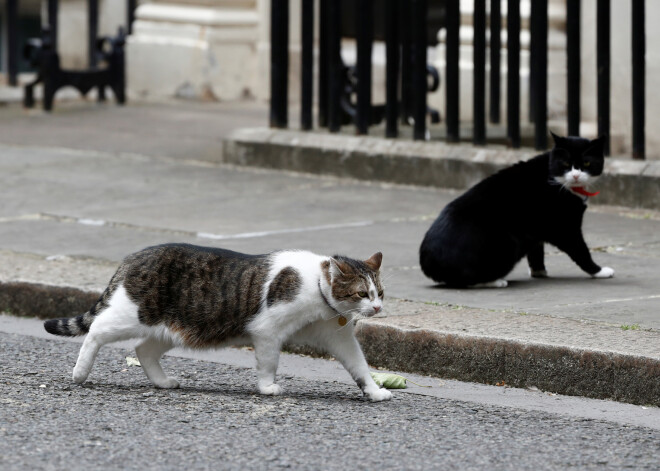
[0,282,99,320]
[222,128,660,210]
[1,279,658,407]
[357,324,659,407]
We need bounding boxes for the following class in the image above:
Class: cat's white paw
[472,279,508,288]
[72,367,88,384]
[530,269,548,278]
[365,387,392,402]
[154,377,180,389]
[593,267,614,279]
[259,383,283,396]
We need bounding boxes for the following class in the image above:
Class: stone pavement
[0,100,658,405]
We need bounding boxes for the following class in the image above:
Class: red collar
[571,186,600,197]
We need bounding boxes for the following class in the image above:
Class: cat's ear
[328,258,348,279]
[364,252,383,271]
[550,131,563,146]
[586,135,606,156]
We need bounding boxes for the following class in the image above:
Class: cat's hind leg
[470,279,508,288]
[72,285,141,384]
[72,333,103,384]
[135,337,178,389]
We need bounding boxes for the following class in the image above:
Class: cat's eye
[562,161,571,168]
[583,161,591,167]
[378,290,384,298]
[357,291,368,298]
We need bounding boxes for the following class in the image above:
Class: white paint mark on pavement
[197,220,374,240]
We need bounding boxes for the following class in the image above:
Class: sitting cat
[419,132,614,288]
[44,244,391,401]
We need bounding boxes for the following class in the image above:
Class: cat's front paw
[154,377,180,389]
[530,269,548,278]
[365,387,392,402]
[592,267,614,279]
[72,367,88,384]
[259,383,283,396]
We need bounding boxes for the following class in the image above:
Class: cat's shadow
[76,380,371,404]
[429,275,622,290]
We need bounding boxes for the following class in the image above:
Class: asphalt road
[1,319,658,470]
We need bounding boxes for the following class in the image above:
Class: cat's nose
[573,175,580,180]
[373,306,381,314]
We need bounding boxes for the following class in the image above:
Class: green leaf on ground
[620,324,641,331]
[126,356,141,367]
[370,372,407,389]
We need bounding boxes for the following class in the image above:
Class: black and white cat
[44,244,392,401]
[419,133,614,288]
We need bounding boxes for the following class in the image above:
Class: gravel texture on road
[1,333,658,470]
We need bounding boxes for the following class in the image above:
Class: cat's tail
[44,311,96,337]
[43,262,129,337]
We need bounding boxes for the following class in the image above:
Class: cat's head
[549,132,606,188]
[322,252,384,319]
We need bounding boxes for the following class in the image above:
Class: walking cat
[44,244,391,401]
[419,133,614,288]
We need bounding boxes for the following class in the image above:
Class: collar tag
[338,316,347,326]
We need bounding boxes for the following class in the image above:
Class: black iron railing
[270,0,648,160]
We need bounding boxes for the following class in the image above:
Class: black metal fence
[270,0,647,160]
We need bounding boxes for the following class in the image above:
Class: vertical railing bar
[631,0,645,160]
[301,0,314,131]
[356,0,373,135]
[385,0,400,138]
[506,0,520,148]
[318,0,328,127]
[88,0,99,68]
[596,0,610,155]
[473,0,486,144]
[7,0,18,86]
[489,0,501,124]
[528,0,537,123]
[327,0,342,132]
[127,0,137,35]
[400,4,413,124]
[48,0,59,51]
[532,0,548,150]
[446,0,460,142]
[270,0,289,128]
[412,0,428,140]
[566,0,580,136]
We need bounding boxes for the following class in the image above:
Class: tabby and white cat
[44,244,392,401]
[419,132,614,288]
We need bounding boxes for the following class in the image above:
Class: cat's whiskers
[380,274,395,286]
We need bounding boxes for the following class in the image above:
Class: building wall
[55,0,128,70]
[127,0,259,100]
